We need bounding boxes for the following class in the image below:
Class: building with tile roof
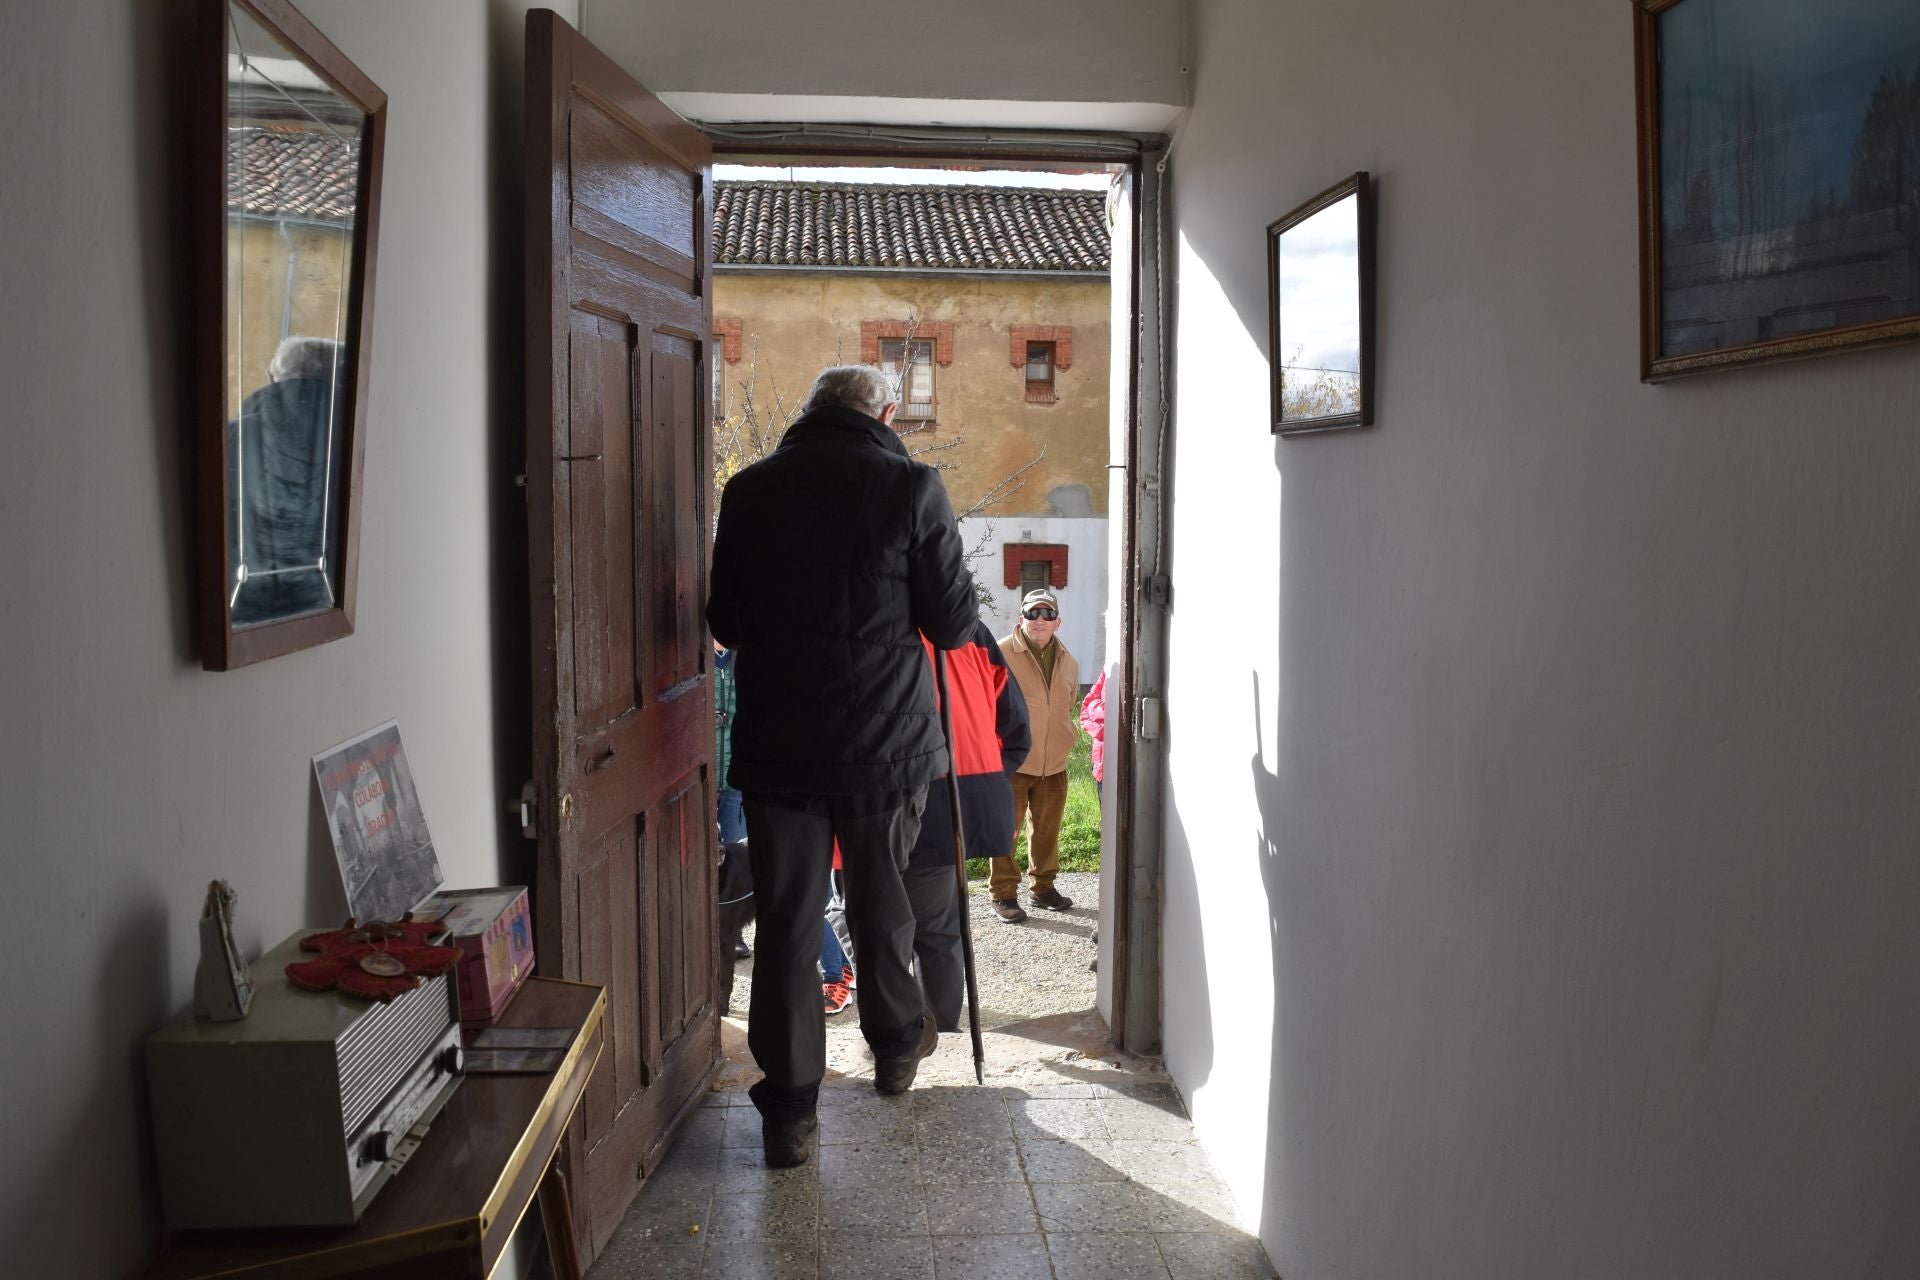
[712,179,1113,670]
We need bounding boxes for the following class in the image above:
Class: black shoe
[873,1014,939,1096]
[733,939,751,959]
[991,898,1028,924]
[762,1112,818,1168]
[1031,887,1074,912]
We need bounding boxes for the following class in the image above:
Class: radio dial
[362,1130,392,1164]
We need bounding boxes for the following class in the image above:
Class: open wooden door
[524,9,718,1260]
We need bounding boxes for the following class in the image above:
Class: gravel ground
[721,871,1110,1091]
[727,871,1099,1030]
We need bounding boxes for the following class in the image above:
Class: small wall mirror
[197,0,385,669]
[1268,172,1375,434]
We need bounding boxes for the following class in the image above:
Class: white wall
[584,0,1184,129]
[0,1,567,1272]
[1162,1,1920,1277]
[963,515,1109,683]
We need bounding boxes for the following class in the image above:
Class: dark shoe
[991,898,1028,924]
[873,1014,938,1096]
[762,1112,818,1168]
[733,938,751,959]
[1031,887,1074,912]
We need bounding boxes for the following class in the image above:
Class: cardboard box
[415,887,534,1025]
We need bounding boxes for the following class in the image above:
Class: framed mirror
[1268,171,1375,434]
[196,0,385,669]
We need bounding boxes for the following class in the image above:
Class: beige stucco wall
[713,271,1110,518]
[227,219,353,413]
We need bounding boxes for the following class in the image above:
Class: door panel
[526,10,716,1262]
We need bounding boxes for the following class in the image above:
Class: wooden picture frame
[1268,172,1375,434]
[196,0,386,669]
[1635,0,1920,381]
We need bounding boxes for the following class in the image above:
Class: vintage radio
[144,929,464,1229]
[414,886,534,1025]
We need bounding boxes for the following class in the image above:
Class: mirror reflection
[225,1,366,627]
[1275,191,1361,423]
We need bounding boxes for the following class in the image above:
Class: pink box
[416,887,534,1025]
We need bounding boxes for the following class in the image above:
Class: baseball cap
[1021,588,1059,611]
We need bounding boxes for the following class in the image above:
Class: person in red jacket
[906,620,1031,1030]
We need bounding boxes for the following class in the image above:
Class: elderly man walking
[707,364,977,1168]
[993,587,1080,923]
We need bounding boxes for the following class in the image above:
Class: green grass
[964,731,1102,881]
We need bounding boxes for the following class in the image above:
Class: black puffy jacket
[707,405,978,795]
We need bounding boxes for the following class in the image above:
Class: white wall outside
[962,515,1108,685]
[1163,1,1920,1276]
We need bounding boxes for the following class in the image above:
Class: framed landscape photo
[1635,0,1920,380]
[1268,172,1375,434]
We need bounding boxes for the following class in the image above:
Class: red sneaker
[822,970,853,1015]
[842,961,856,990]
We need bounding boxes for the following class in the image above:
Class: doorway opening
[704,145,1151,1088]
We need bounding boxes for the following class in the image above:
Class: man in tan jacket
[993,588,1080,923]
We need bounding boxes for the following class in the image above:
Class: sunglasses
[1022,607,1058,621]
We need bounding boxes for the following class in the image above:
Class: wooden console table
[145,977,607,1280]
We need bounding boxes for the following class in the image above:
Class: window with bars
[879,338,937,420]
[1024,341,1057,403]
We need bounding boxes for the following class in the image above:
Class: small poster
[313,721,444,925]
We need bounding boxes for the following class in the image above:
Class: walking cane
[933,648,987,1085]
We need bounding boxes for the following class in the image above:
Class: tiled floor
[586,1077,1277,1279]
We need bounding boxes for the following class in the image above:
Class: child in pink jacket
[1079,669,1107,797]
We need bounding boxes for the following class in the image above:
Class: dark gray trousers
[744,788,929,1122]
[902,862,964,1033]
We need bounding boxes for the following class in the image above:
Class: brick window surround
[714,316,743,363]
[1009,324,1073,370]
[861,320,954,366]
[1003,543,1069,590]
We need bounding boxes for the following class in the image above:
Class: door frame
[704,130,1165,1053]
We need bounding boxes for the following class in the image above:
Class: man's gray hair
[269,335,344,383]
[802,364,898,418]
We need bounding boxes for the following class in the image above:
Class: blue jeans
[717,788,747,845]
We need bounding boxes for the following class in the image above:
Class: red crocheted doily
[286,920,462,1003]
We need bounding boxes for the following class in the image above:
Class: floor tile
[1010,1098,1110,1143]
[1100,1097,1196,1143]
[929,1232,1053,1279]
[1135,1180,1242,1233]
[603,1184,712,1248]
[818,1100,918,1147]
[720,1105,765,1149]
[918,1137,1026,1185]
[644,1142,721,1196]
[819,1179,928,1235]
[1103,1140,1230,1189]
[704,1186,819,1244]
[1015,1136,1128,1183]
[698,1238,818,1279]
[1046,1231,1173,1280]
[585,1236,703,1279]
[1154,1231,1277,1279]
[924,1181,1038,1235]
[714,1145,819,1195]
[1030,1181,1156,1233]
[818,1140,921,1188]
[999,1080,1096,1100]
[819,1233,935,1280]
